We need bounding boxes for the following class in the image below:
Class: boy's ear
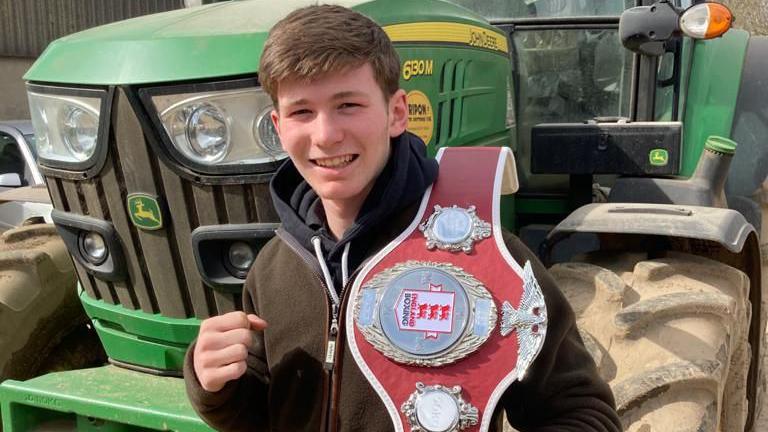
[270,109,282,137]
[388,89,408,137]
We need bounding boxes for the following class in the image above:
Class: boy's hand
[193,311,268,392]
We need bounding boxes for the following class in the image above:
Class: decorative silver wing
[500,260,547,381]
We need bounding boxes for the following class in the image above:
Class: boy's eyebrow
[282,91,368,108]
[331,90,367,100]
[281,97,309,108]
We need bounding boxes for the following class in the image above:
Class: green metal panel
[515,197,570,215]
[80,289,200,371]
[0,366,213,431]
[681,29,749,177]
[396,45,509,154]
[355,0,491,28]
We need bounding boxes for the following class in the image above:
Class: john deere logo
[649,149,669,166]
[127,193,163,230]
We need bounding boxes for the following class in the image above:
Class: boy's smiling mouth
[311,154,359,168]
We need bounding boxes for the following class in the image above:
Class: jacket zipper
[276,230,352,431]
[326,274,358,432]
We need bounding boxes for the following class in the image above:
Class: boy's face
[271,63,407,210]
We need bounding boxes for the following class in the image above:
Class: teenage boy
[184,5,621,432]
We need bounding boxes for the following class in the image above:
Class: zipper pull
[325,318,339,370]
[325,304,340,370]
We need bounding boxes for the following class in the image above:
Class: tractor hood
[25,0,491,86]
[24,0,357,85]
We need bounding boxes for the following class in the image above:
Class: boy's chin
[314,185,369,204]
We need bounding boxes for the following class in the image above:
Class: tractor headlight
[143,79,286,174]
[27,85,108,172]
[61,106,99,161]
[171,102,231,164]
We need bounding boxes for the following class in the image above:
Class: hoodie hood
[270,132,438,289]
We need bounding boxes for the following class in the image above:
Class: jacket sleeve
[183,267,271,432]
[500,232,623,432]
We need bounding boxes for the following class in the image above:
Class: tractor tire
[0,224,105,382]
[550,252,752,432]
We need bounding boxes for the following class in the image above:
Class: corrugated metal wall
[0,0,185,58]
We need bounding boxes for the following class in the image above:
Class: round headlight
[185,103,230,163]
[228,241,255,273]
[61,106,98,161]
[80,231,108,265]
[255,107,285,157]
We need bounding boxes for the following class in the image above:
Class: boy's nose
[312,112,344,147]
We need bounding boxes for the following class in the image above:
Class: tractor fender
[546,202,755,254]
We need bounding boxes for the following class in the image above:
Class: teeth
[315,154,354,168]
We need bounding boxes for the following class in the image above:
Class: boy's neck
[321,197,365,241]
[320,177,378,240]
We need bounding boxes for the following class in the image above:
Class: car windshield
[0,132,34,186]
[445,0,633,20]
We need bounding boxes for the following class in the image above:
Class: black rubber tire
[550,252,752,432]
[0,224,105,382]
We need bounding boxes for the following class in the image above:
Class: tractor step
[0,365,213,431]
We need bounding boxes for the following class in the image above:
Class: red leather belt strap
[346,147,540,432]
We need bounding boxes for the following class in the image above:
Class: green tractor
[1,0,766,431]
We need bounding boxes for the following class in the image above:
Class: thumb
[247,314,268,331]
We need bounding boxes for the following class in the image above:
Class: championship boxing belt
[346,147,548,432]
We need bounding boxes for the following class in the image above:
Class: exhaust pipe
[687,135,737,208]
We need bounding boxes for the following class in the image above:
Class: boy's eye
[339,102,361,110]
[289,108,312,117]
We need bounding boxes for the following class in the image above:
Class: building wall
[0,56,35,120]
[0,0,185,121]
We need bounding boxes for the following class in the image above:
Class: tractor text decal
[468,28,501,52]
[383,22,509,54]
[403,59,434,81]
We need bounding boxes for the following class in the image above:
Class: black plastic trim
[191,223,279,293]
[531,121,681,175]
[136,77,283,181]
[490,17,620,26]
[26,83,113,179]
[51,209,127,282]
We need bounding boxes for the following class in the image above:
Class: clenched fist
[193,311,268,392]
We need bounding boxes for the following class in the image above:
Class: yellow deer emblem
[134,201,160,225]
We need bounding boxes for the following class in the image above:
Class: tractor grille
[45,88,279,319]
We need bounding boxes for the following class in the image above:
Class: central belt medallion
[355,261,497,367]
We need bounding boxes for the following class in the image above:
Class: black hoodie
[270,131,438,291]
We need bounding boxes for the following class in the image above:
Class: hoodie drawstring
[312,236,339,306]
[341,242,350,287]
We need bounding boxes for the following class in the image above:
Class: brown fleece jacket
[183,213,622,431]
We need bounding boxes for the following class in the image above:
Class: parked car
[0,120,52,230]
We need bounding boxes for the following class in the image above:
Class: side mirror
[0,173,21,187]
[620,1,733,56]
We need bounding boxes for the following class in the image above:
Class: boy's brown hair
[259,5,400,105]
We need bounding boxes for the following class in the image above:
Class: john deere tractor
[1,0,766,431]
